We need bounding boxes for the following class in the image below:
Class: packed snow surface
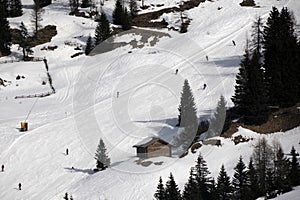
[0,0,300,199]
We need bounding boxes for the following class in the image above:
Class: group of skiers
[175,69,207,90]
[0,148,71,191]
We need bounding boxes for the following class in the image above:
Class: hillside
[0,0,300,199]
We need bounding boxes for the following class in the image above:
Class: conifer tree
[165,173,181,200]
[81,0,91,8]
[194,153,213,199]
[85,35,93,55]
[274,147,291,194]
[69,0,79,13]
[122,8,131,30]
[216,165,232,200]
[95,138,110,170]
[232,44,268,125]
[251,16,263,58]
[175,79,198,151]
[263,7,299,107]
[32,0,43,36]
[18,22,30,59]
[94,12,111,45]
[9,0,23,17]
[112,0,123,25]
[129,0,138,18]
[248,158,259,199]
[206,95,227,139]
[154,177,165,200]
[1,0,8,17]
[63,193,69,200]
[0,2,11,56]
[232,156,250,200]
[289,146,300,186]
[252,137,273,196]
[182,169,199,200]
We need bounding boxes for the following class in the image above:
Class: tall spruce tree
[263,7,299,107]
[32,0,43,36]
[94,138,110,170]
[251,16,263,58]
[129,0,138,18]
[182,169,200,200]
[94,12,111,45]
[154,177,165,200]
[274,147,292,194]
[81,0,91,8]
[122,7,132,30]
[232,43,268,125]
[112,0,123,25]
[165,173,181,200]
[289,146,300,186]
[206,95,227,139]
[194,153,213,199]
[248,157,260,199]
[9,0,23,17]
[69,0,79,13]
[85,35,93,55]
[175,79,198,151]
[0,2,11,56]
[252,137,273,196]
[217,165,232,200]
[232,156,250,200]
[18,22,30,59]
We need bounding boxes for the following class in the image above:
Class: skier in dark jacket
[232,40,236,46]
[175,69,178,75]
[18,183,22,190]
[1,164,4,172]
[66,148,69,155]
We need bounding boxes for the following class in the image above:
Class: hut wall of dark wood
[147,141,171,158]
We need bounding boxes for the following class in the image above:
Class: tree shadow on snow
[208,56,243,68]
[64,167,94,175]
[134,118,178,127]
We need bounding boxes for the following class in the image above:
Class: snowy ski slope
[0,0,300,199]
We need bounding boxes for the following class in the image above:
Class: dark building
[133,137,172,159]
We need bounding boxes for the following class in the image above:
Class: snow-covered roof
[133,137,171,148]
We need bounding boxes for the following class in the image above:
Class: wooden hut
[133,137,172,159]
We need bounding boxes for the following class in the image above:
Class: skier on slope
[1,164,4,172]
[18,183,22,190]
[175,69,178,75]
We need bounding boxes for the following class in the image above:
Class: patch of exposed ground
[10,25,57,48]
[89,28,171,55]
[132,0,206,28]
[223,103,300,137]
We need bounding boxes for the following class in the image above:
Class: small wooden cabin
[133,137,172,159]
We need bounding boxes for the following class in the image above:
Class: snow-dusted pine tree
[95,138,110,170]
[206,95,226,139]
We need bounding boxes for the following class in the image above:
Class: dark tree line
[112,0,132,30]
[0,2,11,56]
[155,141,300,199]
[1,0,23,18]
[232,7,300,125]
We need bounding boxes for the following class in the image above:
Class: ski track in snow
[1,0,300,199]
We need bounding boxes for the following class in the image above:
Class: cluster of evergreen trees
[232,7,300,125]
[112,0,135,30]
[175,80,230,150]
[1,0,23,18]
[155,140,300,199]
[0,2,12,56]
